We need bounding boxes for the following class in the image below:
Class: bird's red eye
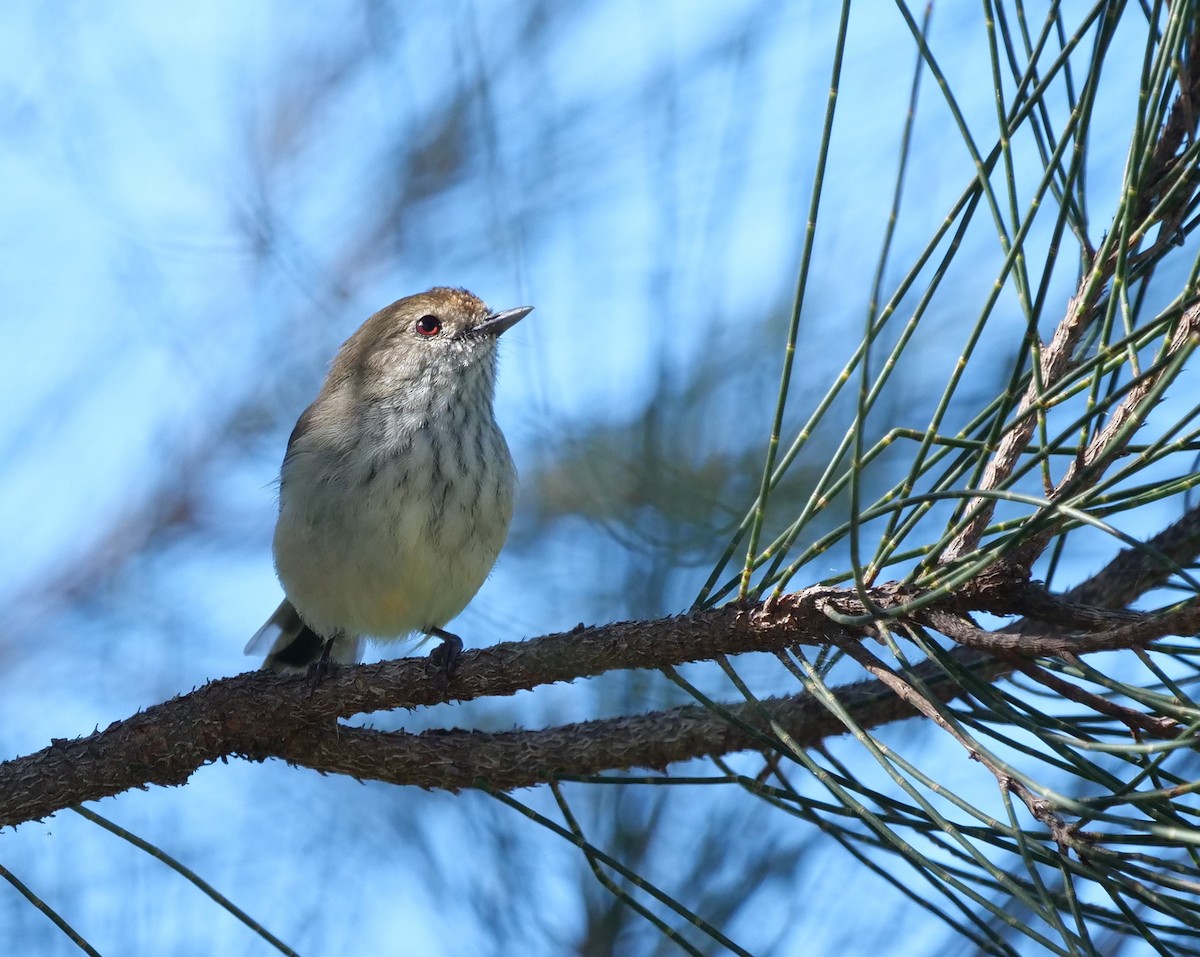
[415,315,441,336]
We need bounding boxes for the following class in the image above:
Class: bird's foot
[425,627,463,694]
[304,638,337,692]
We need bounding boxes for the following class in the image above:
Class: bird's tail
[245,600,363,672]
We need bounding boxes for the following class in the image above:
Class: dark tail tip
[264,625,328,671]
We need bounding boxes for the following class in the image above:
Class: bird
[246,286,531,677]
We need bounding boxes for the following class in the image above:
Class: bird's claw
[304,640,337,692]
[426,630,463,693]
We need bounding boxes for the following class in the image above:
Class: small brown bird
[246,287,531,674]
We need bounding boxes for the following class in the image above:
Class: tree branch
[942,34,1200,564]
[5,499,1200,831]
[0,596,851,828]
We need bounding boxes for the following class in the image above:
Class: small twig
[942,285,1099,562]
[834,638,977,752]
[835,638,1083,856]
[1012,305,1200,565]
[921,600,1200,658]
[942,46,1200,565]
[1000,655,1181,739]
[997,773,1082,858]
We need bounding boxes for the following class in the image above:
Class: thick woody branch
[0,597,848,828]
[0,606,1003,817]
[1064,504,1200,608]
[4,500,1200,830]
[270,674,929,793]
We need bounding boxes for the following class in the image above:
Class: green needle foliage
[535,3,1200,954]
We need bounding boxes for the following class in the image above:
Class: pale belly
[273,426,515,640]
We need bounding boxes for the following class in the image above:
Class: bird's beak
[472,305,533,338]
